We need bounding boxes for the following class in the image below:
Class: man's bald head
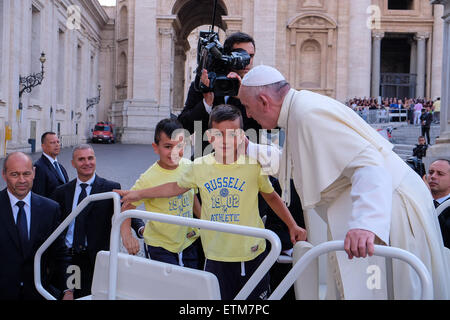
[2,152,35,200]
[2,152,33,174]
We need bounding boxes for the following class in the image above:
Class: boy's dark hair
[209,104,244,129]
[223,32,255,55]
[41,131,56,144]
[154,118,184,144]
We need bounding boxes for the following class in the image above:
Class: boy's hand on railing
[113,189,142,207]
[120,222,141,256]
[289,225,307,245]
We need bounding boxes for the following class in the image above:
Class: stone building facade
[0,0,109,155]
[0,0,446,151]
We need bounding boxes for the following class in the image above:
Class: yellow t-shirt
[131,158,199,253]
[433,100,441,112]
[178,153,274,262]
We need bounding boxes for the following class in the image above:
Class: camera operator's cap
[241,65,286,87]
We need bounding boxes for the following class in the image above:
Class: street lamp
[87,85,101,111]
[19,52,46,104]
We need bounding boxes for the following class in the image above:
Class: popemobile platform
[34,192,436,300]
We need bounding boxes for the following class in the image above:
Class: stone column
[371,31,384,98]
[426,1,450,167]
[409,40,417,75]
[431,4,444,100]
[347,0,371,99]
[415,32,429,98]
[158,26,174,113]
[120,0,161,144]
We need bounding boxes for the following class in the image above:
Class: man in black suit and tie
[427,159,450,248]
[32,132,69,198]
[51,144,144,299]
[0,152,70,300]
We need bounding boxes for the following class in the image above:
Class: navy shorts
[146,238,200,269]
[204,249,270,300]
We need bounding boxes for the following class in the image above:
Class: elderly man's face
[238,87,278,129]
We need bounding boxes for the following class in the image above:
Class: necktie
[16,201,29,254]
[53,161,66,183]
[434,200,440,208]
[73,183,89,251]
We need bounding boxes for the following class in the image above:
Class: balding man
[427,159,450,249]
[0,152,70,300]
[238,65,450,299]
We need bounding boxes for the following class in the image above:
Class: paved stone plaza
[0,143,158,191]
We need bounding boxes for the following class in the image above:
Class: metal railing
[111,209,281,300]
[34,192,282,300]
[268,240,433,300]
[34,192,122,300]
[356,109,407,124]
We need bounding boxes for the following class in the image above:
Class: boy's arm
[260,190,307,244]
[114,182,189,208]
[193,194,202,218]
[119,204,141,255]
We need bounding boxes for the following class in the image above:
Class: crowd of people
[1,31,450,301]
[347,96,441,125]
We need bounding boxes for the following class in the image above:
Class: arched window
[298,39,321,88]
[118,52,127,86]
[119,6,128,39]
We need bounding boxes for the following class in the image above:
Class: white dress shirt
[65,174,96,248]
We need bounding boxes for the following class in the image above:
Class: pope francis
[238,65,450,299]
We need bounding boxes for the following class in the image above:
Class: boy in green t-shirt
[120,118,201,269]
[116,105,306,300]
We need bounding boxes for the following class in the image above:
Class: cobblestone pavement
[0,143,160,257]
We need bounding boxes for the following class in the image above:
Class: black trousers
[421,126,431,145]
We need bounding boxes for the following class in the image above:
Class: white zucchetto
[241,65,286,87]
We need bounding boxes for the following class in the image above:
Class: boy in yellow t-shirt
[116,105,306,300]
[120,118,201,269]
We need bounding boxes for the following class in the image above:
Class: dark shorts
[146,238,200,269]
[204,249,270,300]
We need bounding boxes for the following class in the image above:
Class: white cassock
[250,88,450,299]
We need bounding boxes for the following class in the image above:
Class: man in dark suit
[51,144,144,299]
[0,152,70,300]
[32,132,69,197]
[427,159,450,248]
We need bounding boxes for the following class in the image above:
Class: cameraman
[413,136,428,159]
[178,32,261,153]
[178,31,305,300]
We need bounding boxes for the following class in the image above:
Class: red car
[92,122,115,144]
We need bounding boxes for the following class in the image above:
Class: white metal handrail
[34,192,122,300]
[269,240,433,300]
[110,209,282,300]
